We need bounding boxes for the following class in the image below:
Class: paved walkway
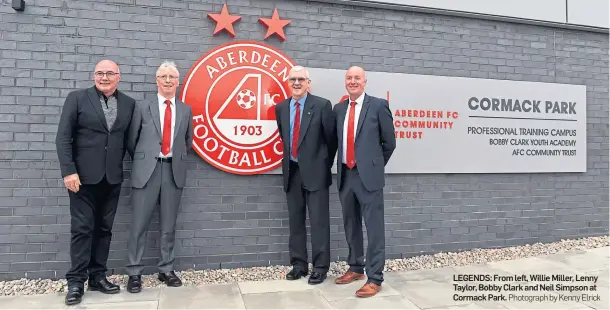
[1,247,608,309]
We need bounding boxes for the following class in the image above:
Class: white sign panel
[304,68,587,174]
[364,0,567,24]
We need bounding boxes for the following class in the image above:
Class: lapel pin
[308,112,311,115]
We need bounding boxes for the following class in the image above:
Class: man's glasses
[94,71,119,78]
[289,77,308,83]
[157,75,179,80]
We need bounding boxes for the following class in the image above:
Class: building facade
[0,0,608,280]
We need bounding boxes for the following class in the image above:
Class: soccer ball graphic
[236,89,256,109]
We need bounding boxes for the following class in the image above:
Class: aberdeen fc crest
[180,41,295,175]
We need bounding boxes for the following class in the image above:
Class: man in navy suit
[275,65,337,285]
[333,66,396,297]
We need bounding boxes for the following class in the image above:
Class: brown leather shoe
[355,282,381,297]
[335,271,366,284]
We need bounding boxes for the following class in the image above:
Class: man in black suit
[333,66,396,298]
[275,65,337,285]
[55,59,135,305]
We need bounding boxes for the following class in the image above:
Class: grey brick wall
[0,0,608,280]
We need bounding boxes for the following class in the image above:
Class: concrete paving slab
[487,256,581,275]
[80,287,161,304]
[327,295,420,309]
[0,293,66,309]
[240,290,333,309]
[384,266,457,283]
[75,300,159,309]
[586,247,610,258]
[419,304,504,309]
[542,251,609,273]
[237,278,315,294]
[158,283,245,309]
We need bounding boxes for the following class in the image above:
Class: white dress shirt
[342,93,365,164]
[158,93,176,158]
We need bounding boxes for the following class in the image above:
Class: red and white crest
[180,41,294,175]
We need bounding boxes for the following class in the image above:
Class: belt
[157,157,172,163]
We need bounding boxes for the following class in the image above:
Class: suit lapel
[297,96,314,147]
[355,94,370,139]
[337,99,348,155]
[110,91,126,132]
[86,86,108,131]
[149,98,162,138]
[173,100,184,140]
[280,99,291,144]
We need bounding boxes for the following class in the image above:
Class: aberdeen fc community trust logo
[180,41,295,175]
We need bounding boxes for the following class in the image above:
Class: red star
[258,8,291,41]
[207,3,241,37]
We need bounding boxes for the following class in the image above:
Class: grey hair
[289,65,310,79]
[156,60,179,77]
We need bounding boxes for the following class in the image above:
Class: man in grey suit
[333,66,396,298]
[275,66,337,285]
[125,61,193,293]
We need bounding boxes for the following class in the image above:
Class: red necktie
[161,100,172,156]
[346,101,356,168]
[291,101,300,159]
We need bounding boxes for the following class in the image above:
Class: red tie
[346,101,356,168]
[291,101,300,159]
[161,100,172,156]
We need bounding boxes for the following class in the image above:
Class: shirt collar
[95,87,117,99]
[291,92,308,106]
[350,93,365,105]
[158,93,175,105]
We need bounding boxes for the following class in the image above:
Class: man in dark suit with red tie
[333,66,396,297]
[275,65,337,285]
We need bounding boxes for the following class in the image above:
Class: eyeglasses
[157,75,179,80]
[289,77,308,83]
[94,71,119,78]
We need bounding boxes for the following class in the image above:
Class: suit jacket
[127,97,193,189]
[334,93,396,192]
[275,93,337,192]
[55,86,135,185]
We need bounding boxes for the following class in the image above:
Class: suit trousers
[286,161,331,274]
[66,176,121,287]
[338,165,386,285]
[126,159,183,276]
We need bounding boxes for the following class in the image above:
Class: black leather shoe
[308,272,327,285]
[65,286,83,306]
[127,275,142,293]
[285,268,307,280]
[158,271,182,287]
[88,277,120,294]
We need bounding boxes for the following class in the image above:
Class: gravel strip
[0,235,607,296]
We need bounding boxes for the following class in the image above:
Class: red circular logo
[180,41,294,175]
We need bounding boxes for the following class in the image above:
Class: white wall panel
[363,0,566,23]
[352,0,609,28]
[567,0,609,28]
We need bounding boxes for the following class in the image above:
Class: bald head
[345,66,367,100]
[95,60,119,73]
[93,59,121,97]
[346,66,365,78]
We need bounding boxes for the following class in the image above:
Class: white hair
[156,60,179,77]
[289,65,309,79]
